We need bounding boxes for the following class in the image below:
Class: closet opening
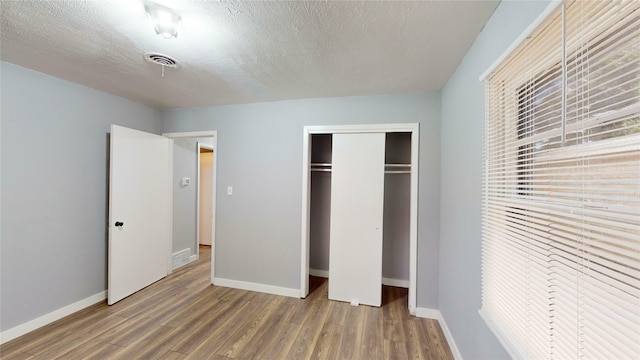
[382,132,412,288]
[301,124,419,314]
[309,134,332,280]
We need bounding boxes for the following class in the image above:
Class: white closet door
[329,132,385,307]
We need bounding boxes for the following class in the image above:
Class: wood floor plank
[214,296,283,358]
[255,322,303,360]
[425,318,455,360]
[0,351,34,360]
[1,303,105,357]
[182,300,262,359]
[360,304,385,359]
[383,286,407,342]
[216,287,248,303]
[13,329,75,357]
[287,285,323,325]
[105,264,210,320]
[55,340,125,360]
[0,247,454,360]
[286,295,332,359]
[385,338,410,360]
[28,314,128,360]
[403,318,427,360]
[235,297,298,359]
[414,316,438,359]
[336,304,366,360]
[217,296,286,358]
[161,289,221,328]
[309,322,343,360]
[169,301,235,355]
[103,314,166,347]
[326,300,349,325]
[157,350,187,360]
[110,325,180,360]
[244,298,305,360]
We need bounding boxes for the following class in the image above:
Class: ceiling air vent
[143,52,182,69]
[143,52,181,77]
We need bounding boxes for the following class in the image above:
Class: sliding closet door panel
[329,133,385,307]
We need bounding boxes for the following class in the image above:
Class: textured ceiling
[0,0,499,110]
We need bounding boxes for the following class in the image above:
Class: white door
[329,133,385,307]
[108,125,172,305]
[199,151,213,245]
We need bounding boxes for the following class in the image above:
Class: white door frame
[300,123,419,315]
[163,131,217,284]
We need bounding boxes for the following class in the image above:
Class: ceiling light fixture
[144,3,181,39]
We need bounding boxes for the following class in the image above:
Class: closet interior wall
[308,132,411,286]
[309,134,332,274]
[383,132,411,283]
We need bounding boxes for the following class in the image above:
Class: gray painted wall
[162,92,441,308]
[171,137,214,257]
[439,1,552,358]
[172,138,198,257]
[0,62,162,331]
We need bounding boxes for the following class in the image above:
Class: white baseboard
[415,306,439,319]
[309,268,329,278]
[415,307,463,360]
[437,312,463,360]
[309,269,409,288]
[382,277,409,288]
[213,277,299,298]
[190,254,198,262]
[0,291,106,345]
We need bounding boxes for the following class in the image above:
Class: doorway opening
[198,143,214,250]
[164,131,217,284]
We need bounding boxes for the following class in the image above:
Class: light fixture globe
[144,3,181,39]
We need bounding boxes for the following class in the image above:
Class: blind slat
[482,1,640,358]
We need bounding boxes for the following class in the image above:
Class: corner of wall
[415,307,463,360]
[0,291,107,345]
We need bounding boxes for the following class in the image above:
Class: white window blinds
[481,1,640,359]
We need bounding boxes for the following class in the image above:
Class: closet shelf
[311,163,332,172]
[384,164,411,174]
[311,163,410,173]
[385,170,411,174]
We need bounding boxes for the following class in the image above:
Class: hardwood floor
[1,246,454,359]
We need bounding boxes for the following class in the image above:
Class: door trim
[163,131,217,284]
[300,123,419,314]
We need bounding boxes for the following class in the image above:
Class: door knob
[115,221,124,227]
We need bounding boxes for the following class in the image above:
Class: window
[482,1,639,359]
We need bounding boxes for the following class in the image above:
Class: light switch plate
[227,186,233,195]
[181,177,191,186]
